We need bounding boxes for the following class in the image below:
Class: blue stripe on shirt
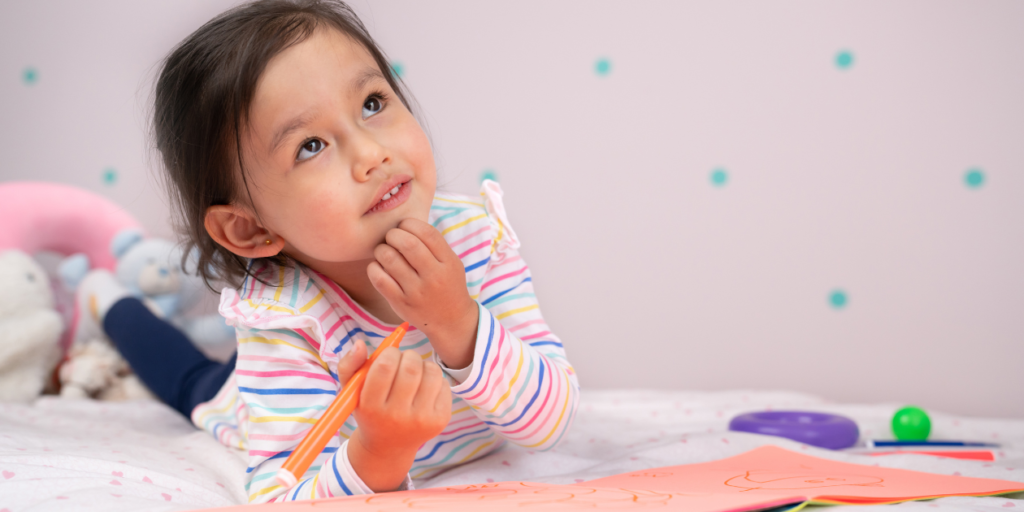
[457,313,494,395]
[485,357,546,428]
[333,452,354,496]
[239,387,336,396]
[464,256,489,273]
[481,277,532,305]
[414,427,491,462]
[335,328,384,353]
[529,341,563,347]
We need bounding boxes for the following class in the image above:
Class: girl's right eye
[297,138,325,161]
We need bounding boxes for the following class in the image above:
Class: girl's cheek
[394,115,434,176]
[304,187,356,225]
[282,188,338,236]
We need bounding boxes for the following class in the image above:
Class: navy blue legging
[103,297,236,418]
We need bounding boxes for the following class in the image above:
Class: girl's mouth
[365,179,412,214]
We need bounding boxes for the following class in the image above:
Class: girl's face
[238,28,436,267]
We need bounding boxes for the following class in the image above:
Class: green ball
[892,406,931,441]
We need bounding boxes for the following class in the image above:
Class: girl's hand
[368,218,479,369]
[347,347,451,492]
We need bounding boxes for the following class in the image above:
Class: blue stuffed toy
[61,229,234,352]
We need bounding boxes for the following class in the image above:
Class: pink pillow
[0,182,143,270]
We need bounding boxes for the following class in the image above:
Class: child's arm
[369,220,579,452]
[235,324,448,503]
[452,250,579,451]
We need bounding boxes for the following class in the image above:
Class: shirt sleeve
[433,352,474,383]
[451,250,580,452]
[234,322,411,503]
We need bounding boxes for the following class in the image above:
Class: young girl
[78,0,577,503]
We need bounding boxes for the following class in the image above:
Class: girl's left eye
[362,95,384,119]
[297,138,325,161]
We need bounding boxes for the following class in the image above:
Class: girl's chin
[285,248,377,269]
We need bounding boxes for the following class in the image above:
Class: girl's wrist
[425,300,478,370]
[348,431,416,492]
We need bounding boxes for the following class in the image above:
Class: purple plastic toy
[728,411,859,450]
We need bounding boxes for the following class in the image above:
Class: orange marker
[276,322,409,488]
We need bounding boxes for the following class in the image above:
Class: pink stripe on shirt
[465,327,506,401]
[249,430,313,442]
[503,358,556,436]
[295,329,321,352]
[488,255,522,271]
[238,355,321,367]
[473,335,515,406]
[440,420,486,437]
[447,226,489,249]
[481,265,528,292]
[313,272,397,332]
[324,315,353,340]
[509,319,546,332]
[236,369,335,384]
[458,240,490,259]
[507,358,563,440]
[520,331,551,341]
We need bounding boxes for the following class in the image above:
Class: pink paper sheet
[585,445,1024,504]
[234,481,804,511]
[214,446,1024,511]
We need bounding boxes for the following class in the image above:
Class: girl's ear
[204,205,285,258]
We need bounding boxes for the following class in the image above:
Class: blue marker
[868,440,999,448]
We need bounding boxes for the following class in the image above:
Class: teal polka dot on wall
[964,168,985,189]
[594,57,611,76]
[710,168,728,187]
[835,50,854,70]
[480,169,498,183]
[390,62,404,79]
[102,168,118,185]
[22,67,38,85]
[829,289,848,309]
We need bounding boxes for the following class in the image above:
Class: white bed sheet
[1,391,1022,511]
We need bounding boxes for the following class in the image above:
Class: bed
[1,390,1022,511]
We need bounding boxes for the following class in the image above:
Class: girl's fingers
[385,228,438,272]
[434,379,453,416]
[367,260,403,298]
[337,340,367,385]
[412,361,444,410]
[373,244,418,290]
[360,347,401,411]
[399,219,453,263]
[386,350,423,408]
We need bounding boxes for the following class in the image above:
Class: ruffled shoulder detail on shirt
[479,180,520,261]
[431,181,520,263]
[218,260,338,363]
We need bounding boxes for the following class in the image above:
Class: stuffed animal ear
[110,229,144,259]
[58,253,91,290]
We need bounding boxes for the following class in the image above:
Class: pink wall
[1,0,1021,417]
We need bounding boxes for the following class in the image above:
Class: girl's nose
[348,129,389,181]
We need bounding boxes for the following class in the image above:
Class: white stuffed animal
[0,250,63,402]
[58,337,152,400]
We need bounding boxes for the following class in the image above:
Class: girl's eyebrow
[267,68,386,154]
[269,108,321,154]
[353,68,386,91]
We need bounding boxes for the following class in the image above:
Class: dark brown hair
[153,0,413,289]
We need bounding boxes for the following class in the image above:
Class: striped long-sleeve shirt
[191,181,579,504]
